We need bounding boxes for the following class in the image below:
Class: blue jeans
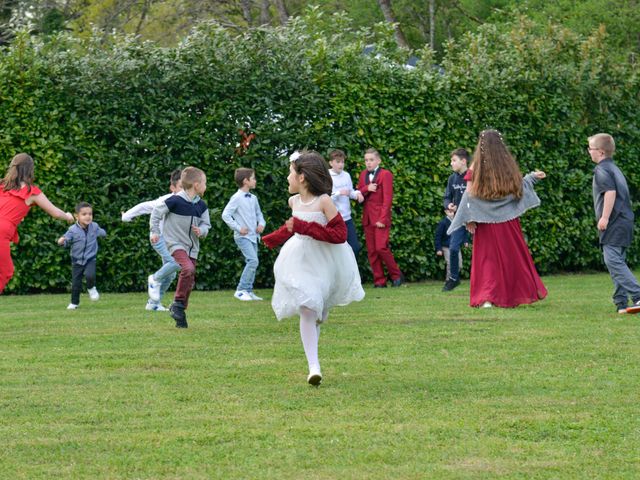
[151,236,181,302]
[235,236,259,292]
[448,228,467,281]
[345,218,361,257]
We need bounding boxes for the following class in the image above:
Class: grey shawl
[447,173,541,235]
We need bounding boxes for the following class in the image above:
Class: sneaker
[234,290,252,301]
[247,291,263,301]
[307,370,322,386]
[626,301,640,314]
[442,279,461,292]
[67,303,78,310]
[146,301,167,312]
[391,274,405,287]
[148,274,161,302]
[88,287,100,301]
[169,301,188,328]
[482,301,493,308]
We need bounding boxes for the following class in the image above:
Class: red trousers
[363,225,401,286]
[172,249,197,308]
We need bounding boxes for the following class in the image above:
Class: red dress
[464,169,546,308]
[470,219,547,307]
[0,184,42,292]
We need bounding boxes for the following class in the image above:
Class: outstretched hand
[533,170,546,180]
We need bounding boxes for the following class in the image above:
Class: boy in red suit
[356,148,403,288]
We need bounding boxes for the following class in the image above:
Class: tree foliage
[1,12,639,293]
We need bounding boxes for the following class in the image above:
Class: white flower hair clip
[289,151,301,163]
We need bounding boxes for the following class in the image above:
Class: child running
[263,151,365,386]
[0,153,74,293]
[448,129,547,308]
[150,167,210,328]
[58,202,107,309]
[122,169,182,311]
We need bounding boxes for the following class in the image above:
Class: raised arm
[27,193,74,223]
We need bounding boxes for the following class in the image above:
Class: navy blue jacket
[61,222,106,265]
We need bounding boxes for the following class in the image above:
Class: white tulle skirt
[271,234,365,321]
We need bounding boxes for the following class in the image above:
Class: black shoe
[442,279,461,292]
[391,274,405,287]
[169,301,188,328]
[374,283,387,288]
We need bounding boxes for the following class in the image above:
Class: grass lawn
[1,272,639,479]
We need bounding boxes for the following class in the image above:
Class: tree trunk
[272,0,288,25]
[240,0,253,26]
[135,0,151,36]
[377,0,409,49]
[259,0,270,26]
[429,0,435,49]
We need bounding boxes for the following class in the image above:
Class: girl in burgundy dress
[448,130,547,308]
[0,153,74,293]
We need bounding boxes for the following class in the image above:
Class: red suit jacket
[357,168,393,227]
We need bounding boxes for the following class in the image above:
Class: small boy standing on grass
[221,168,266,301]
[588,133,640,314]
[151,167,210,328]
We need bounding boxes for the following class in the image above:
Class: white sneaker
[307,370,322,386]
[247,292,263,301]
[147,274,161,302]
[67,303,78,310]
[482,301,493,308]
[234,290,252,301]
[88,287,100,301]
[145,301,167,312]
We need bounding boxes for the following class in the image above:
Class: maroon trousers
[363,224,401,286]
[172,249,197,308]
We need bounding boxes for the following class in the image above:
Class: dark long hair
[291,151,332,196]
[1,153,35,191]
[468,130,522,200]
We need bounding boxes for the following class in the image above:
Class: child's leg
[158,272,177,301]
[603,245,640,306]
[152,236,181,283]
[0,235,14,294]
[70,263,84,305]
[345,218,361,257]
[172,249,197,309]
[234,237,259,293]
[299,307,321,374]
[442,247,451,280]
[374,226,402,281]
[84,258,97,289]
[447,228,466,282]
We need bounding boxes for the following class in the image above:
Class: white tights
[299,307,322,373]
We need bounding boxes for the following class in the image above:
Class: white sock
[299,307,321,373]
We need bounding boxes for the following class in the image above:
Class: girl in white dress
[263,151,365,385]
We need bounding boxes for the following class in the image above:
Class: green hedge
[1,14,639,293]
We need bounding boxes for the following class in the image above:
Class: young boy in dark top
[589,133,640,314]
[442,148,469,291]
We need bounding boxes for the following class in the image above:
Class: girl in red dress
[448,130,547,308]
[0,153,74,293]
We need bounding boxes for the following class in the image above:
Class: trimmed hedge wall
[1,15,639,293]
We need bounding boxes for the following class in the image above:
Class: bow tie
[244,193,251,198]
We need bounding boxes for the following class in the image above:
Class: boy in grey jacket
[58,202,107,310]
[150,167,210,328]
